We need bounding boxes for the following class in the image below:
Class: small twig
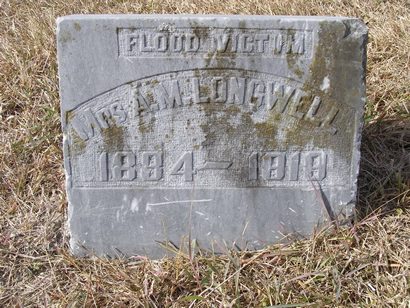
[310,179,339,229]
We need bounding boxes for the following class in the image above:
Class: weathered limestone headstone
[57,15,367,258]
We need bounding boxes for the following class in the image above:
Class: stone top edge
[57,14,363,23]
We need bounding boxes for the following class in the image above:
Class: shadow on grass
[356,117,410,219]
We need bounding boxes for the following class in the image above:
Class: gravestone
[57,15,367,258]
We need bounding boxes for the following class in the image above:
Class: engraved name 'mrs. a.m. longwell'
[57,15,367,258]
[67,70,339,188]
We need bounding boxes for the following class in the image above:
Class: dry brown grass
[0,0,409,306]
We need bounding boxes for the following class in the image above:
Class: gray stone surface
[57,15,367,258]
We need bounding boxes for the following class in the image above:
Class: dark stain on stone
[199,95,238,148]
[196,20,365,167]
[66,111,86,155]
[203,27,238,68]
[74,22,81,31]
[254,112,281,149]
[59,30,72,44]
[150,79,159,86]
[138,111,156,135]
[286,20,366,156]
[66,110,75,123]
[285,29,304,79]
[145,90,154,105]
[102,126,124,151]
[70,131,86,155]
